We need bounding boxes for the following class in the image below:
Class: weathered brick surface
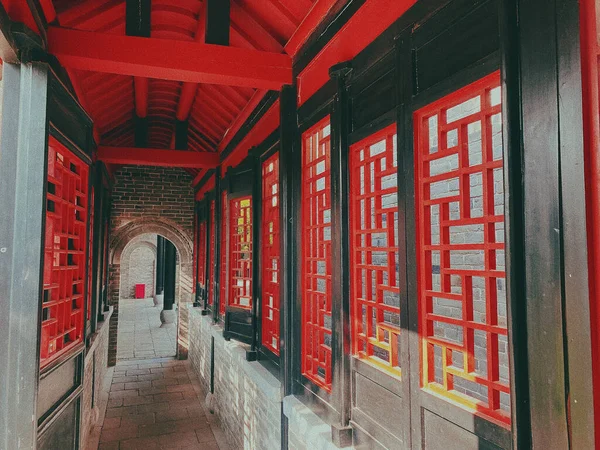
[110,166,194,236]
[188,307,282,450]
[107,166,195,364]
[81,309,112,448]
[120,233,157,299]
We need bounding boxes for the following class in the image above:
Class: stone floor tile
[157,431,200,448]
[119,436,162,450]
[99,425,138,443]
[105,405,139,418]
[98,442,120,450]
[101,417,122,430]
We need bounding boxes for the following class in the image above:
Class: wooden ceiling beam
[97,146,219,168]
[126,0,151,119]
[46,26,292,90]
[205,0,229,45]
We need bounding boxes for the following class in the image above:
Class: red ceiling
[48,0,328,177]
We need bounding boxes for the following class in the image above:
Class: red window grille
[41,137,89,368]
[414,72,510,425]
[219,191,228,315]
[229,196,253,309]
[208,200,216,305]
[197,221,207,287]
[301,117,333,391]
[349,125,401,378]
[261,153,280,355]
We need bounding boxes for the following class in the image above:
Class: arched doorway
[108,218,194,365]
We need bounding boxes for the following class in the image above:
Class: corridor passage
[117,299,177,360]
[97,358,227,450]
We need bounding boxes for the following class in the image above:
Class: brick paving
[117,298,177,360]
[97,358,228,450]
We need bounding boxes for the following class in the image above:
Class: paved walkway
[117,298,177,360]
[97,358,229,450]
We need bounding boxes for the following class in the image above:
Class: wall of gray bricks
[81,308,112,448]
[188,307,282,450]
[119,233,157,299]
[108,166,194,365]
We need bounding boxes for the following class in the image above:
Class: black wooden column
[0,61,49,450]
[279,83,299,450]
[90,164,103,333]
[329,62,353,447]
[156,235,166,296]
[163,239,177,311]
[501,0,595,447]
[213,166,222,323]
[102,193,112,313]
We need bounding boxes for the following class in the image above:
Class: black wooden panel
[354,372,404,441]
[47,71,93,162]
[350,419,388,450]
[224,302,253,345]
[350,52,396,131]
[298,79,336,128]
[423,410,502,450]
[37,354,78,419]
[37,396,79,450]
[413,0,499,94]
[226,166,253,197]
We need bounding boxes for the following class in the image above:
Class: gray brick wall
[188,307,282,450]
[81,310,112,448]
[110,165,194,237]
[108,166,194,364]
[120,233,157,299]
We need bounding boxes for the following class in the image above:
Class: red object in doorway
[135,284,145,299]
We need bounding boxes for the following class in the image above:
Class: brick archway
[119,236,157,300]
[108,218,194,365]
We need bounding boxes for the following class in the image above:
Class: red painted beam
[135,77,149,117]
[297,0,417,105]
[221,99,280,170]
[218,89,268,152]
[284,0,338,58]
[47,26,293,90]
[580,1,600,447]
[97,146,219,168]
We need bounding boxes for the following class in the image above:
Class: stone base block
[160,308,176,324]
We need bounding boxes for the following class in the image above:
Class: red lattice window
[208,200,216,305]
[414,72,510,425]
[349,125,401,378]
[41,137,89,368]
[197,221,207,287]
[229,196,253,309]
[219,191,228,315]
[301,117,332,391]
[261,153,280,355]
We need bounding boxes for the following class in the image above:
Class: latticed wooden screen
[301,117,333,391]
[261,153,280,355]
[208,200,216,306]
[414,72,510,425]
[229,197,253,309]
[349,125,401,378]
[197,221,207,287]
[219,191,228,315]
[41,138,89,368]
